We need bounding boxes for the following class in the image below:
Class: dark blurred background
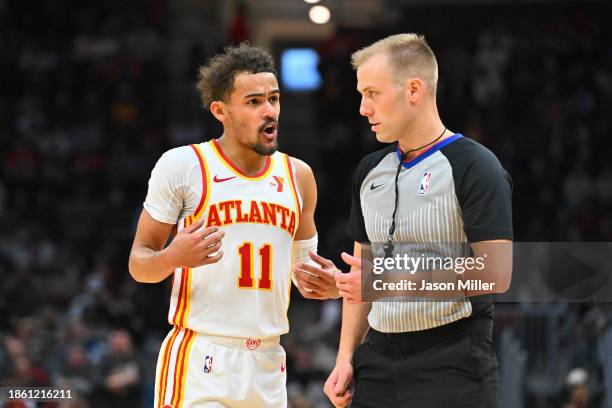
[1,0,611,407]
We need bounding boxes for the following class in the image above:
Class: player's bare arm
[292,157,317,241]
[128,209,224,283]
[291,158,340,299]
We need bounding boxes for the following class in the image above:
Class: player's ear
[404,77,425,104]
[210,101,226,122]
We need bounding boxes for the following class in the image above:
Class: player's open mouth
[262,124,277,140]
[371,123,380,131]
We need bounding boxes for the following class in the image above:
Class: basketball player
[128,43,322,407]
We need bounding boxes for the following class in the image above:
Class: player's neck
[216,135,269,176]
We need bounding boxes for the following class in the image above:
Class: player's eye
[270,95,279,103]
[247,99,260,105]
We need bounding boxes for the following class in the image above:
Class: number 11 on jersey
[237,242,272,290]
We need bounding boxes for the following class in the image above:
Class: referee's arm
[412,240,513,298]
[450,140,514,296]
[337,242,372,359]
[466,239,513,295]
[324,242,371,407]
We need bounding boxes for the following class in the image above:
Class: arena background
[1,0,611,407]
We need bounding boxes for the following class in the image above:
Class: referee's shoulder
[441,135,506,172]
[355,144,396,172]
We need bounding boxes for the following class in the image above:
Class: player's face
[224,72,280,156]
[356,53,410,143]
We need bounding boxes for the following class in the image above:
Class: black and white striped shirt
[347,134,513,332]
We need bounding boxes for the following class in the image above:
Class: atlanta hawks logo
[270,175,284,192]
[419,171,432,195]
[246,338,262,350]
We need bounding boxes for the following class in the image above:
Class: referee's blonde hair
[351,33,438,96]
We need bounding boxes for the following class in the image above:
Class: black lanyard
[383,127,447,258]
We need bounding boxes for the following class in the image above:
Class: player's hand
[294,251,340,299]
[324,360,353,408]
[335,252,363,303]
[165,218,224,268]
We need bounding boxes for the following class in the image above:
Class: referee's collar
[396,133,463,169]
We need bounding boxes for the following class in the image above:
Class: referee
[297,34,513,407]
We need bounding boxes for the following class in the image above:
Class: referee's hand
[324,361,353,407]
[335,252,362,303]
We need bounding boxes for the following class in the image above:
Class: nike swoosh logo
[213,175,237,183]
[370,182,384,191]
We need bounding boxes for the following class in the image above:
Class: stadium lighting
[308,5,330,24]
[304,0,321,3]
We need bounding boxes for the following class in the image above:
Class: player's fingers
[299,289,316,299]
[298,262,321,277]
[297,281,321,295]
[341,252,361,268]
[201,240,222,257]
[203,250,223,265]
[296,269,325,288]
[301,263,337,284]
[198,239,222,259]
[297,278,327,295]
[317,268,337,284]
[183,218,205,233]
[308,251,334,268]
[199,226,223,240]
[299,285,326,299]
[301,289,325,299]
[201,231,224,246]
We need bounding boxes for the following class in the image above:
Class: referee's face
[356,53,407,144]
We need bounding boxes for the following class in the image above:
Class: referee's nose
[359,97,373,117]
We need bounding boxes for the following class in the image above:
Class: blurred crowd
[1,1,611,407]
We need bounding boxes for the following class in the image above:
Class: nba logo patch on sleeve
[204,355,213,373]
[419,171,432,195]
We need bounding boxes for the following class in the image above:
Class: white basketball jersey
[166,140,302,339]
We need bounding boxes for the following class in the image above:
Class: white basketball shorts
[154,326,287,408]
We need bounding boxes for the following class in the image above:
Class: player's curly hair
[196,42,277,111]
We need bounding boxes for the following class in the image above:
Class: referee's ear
[404,77,426,105]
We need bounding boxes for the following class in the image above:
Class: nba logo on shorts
[204,355,213,373]
[419,171,432,195]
